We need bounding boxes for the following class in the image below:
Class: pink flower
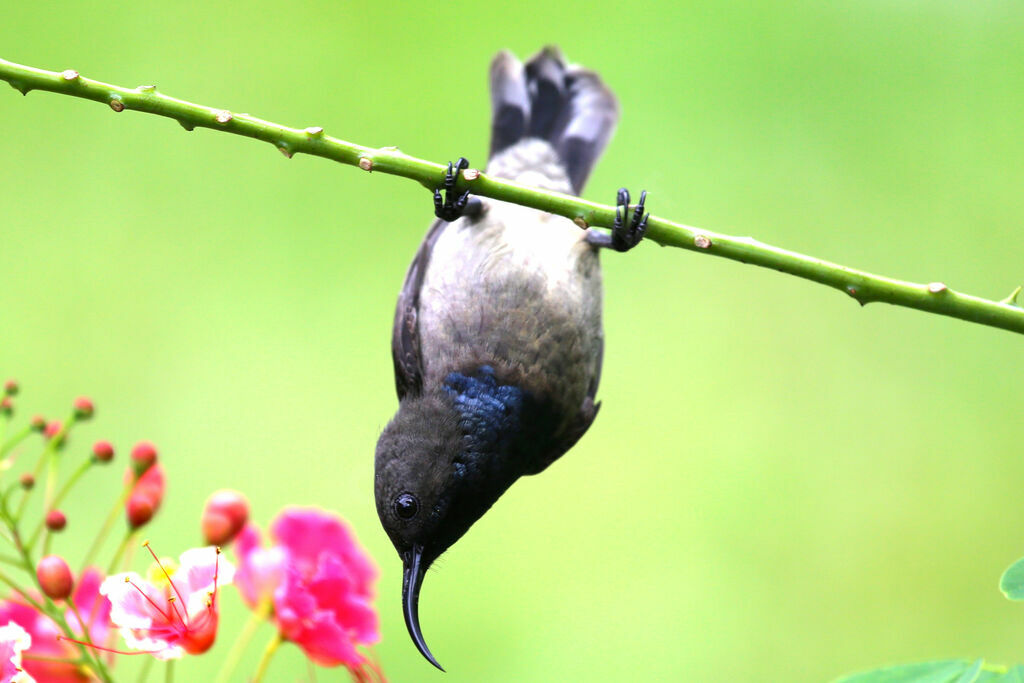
[0,621,32,683]
[234,525,286,608]
[0,568,112,683]
[234,508,380,672]
[100,545,232,660]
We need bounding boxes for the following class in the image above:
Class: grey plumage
[488,47,619,193]
[375,46,621,670]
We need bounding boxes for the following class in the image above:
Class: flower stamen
[143,540,189,626]
[124,577,174,624]
[57,634,157,656]
[211,547,222,610]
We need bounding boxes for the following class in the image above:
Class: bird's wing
[391,218,448,400]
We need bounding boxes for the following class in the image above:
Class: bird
[374,46,647,671]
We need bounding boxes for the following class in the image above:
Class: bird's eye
[393,493,419,520]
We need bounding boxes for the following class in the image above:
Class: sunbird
[375,46,647,670]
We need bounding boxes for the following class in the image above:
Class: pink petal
[0,621,31,683]
[175,547,234,599]
[66,568,111,645]
[278,603,362,667]
[308,555,379,643]
[271,508,375,581]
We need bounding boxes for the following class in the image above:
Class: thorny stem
[1,58,1024,336]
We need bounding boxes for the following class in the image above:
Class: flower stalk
[213,597,272,683]
[251,631,283,683]
[0,57,1022,336]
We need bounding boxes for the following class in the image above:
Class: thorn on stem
[8,81,30,96]
[178,120,194,132]
[304,126,324,137]
[136,85,156,92]
[1000,285,1022,306]
[278,145,293,159]
[60,70,79,82]
[213,110,232,124]
[462,168,480,181]
[109,99,125,112]
[358,157,373,172]
[694,235,712,249]
[927,282,948,294]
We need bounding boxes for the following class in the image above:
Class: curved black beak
[403,545,444,671]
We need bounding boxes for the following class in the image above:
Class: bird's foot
[433,157,482,221]
[585,187,649,252]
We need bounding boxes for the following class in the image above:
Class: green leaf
[836,660,973,683]
[1000,558,1024,600]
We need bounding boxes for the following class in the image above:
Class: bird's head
[375,389,519,671]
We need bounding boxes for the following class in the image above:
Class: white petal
[122,629,184,660]
[101,573,156,630]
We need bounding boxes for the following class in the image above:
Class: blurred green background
[3,1,1024,681]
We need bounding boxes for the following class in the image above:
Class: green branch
[3,56,1023,335]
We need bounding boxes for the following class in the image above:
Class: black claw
[433,157,474,222]
[609,186,648,252]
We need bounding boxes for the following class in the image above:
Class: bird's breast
[416,200,603,407]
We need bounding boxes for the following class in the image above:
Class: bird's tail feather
[488,47,619,194]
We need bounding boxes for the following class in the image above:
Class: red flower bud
[19,473,34,490]
[29,415,46,431]
[3,379,18,396]
[201,489,250,545]
[37,555,73,600]
[126,496,156,529]
[126,463,165,529]
[92,440,115,463]
[45,509,67,531]
[44,420,62,439]
[130,441,158,476]
[73,396,94,419]
[0,397,12,415]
